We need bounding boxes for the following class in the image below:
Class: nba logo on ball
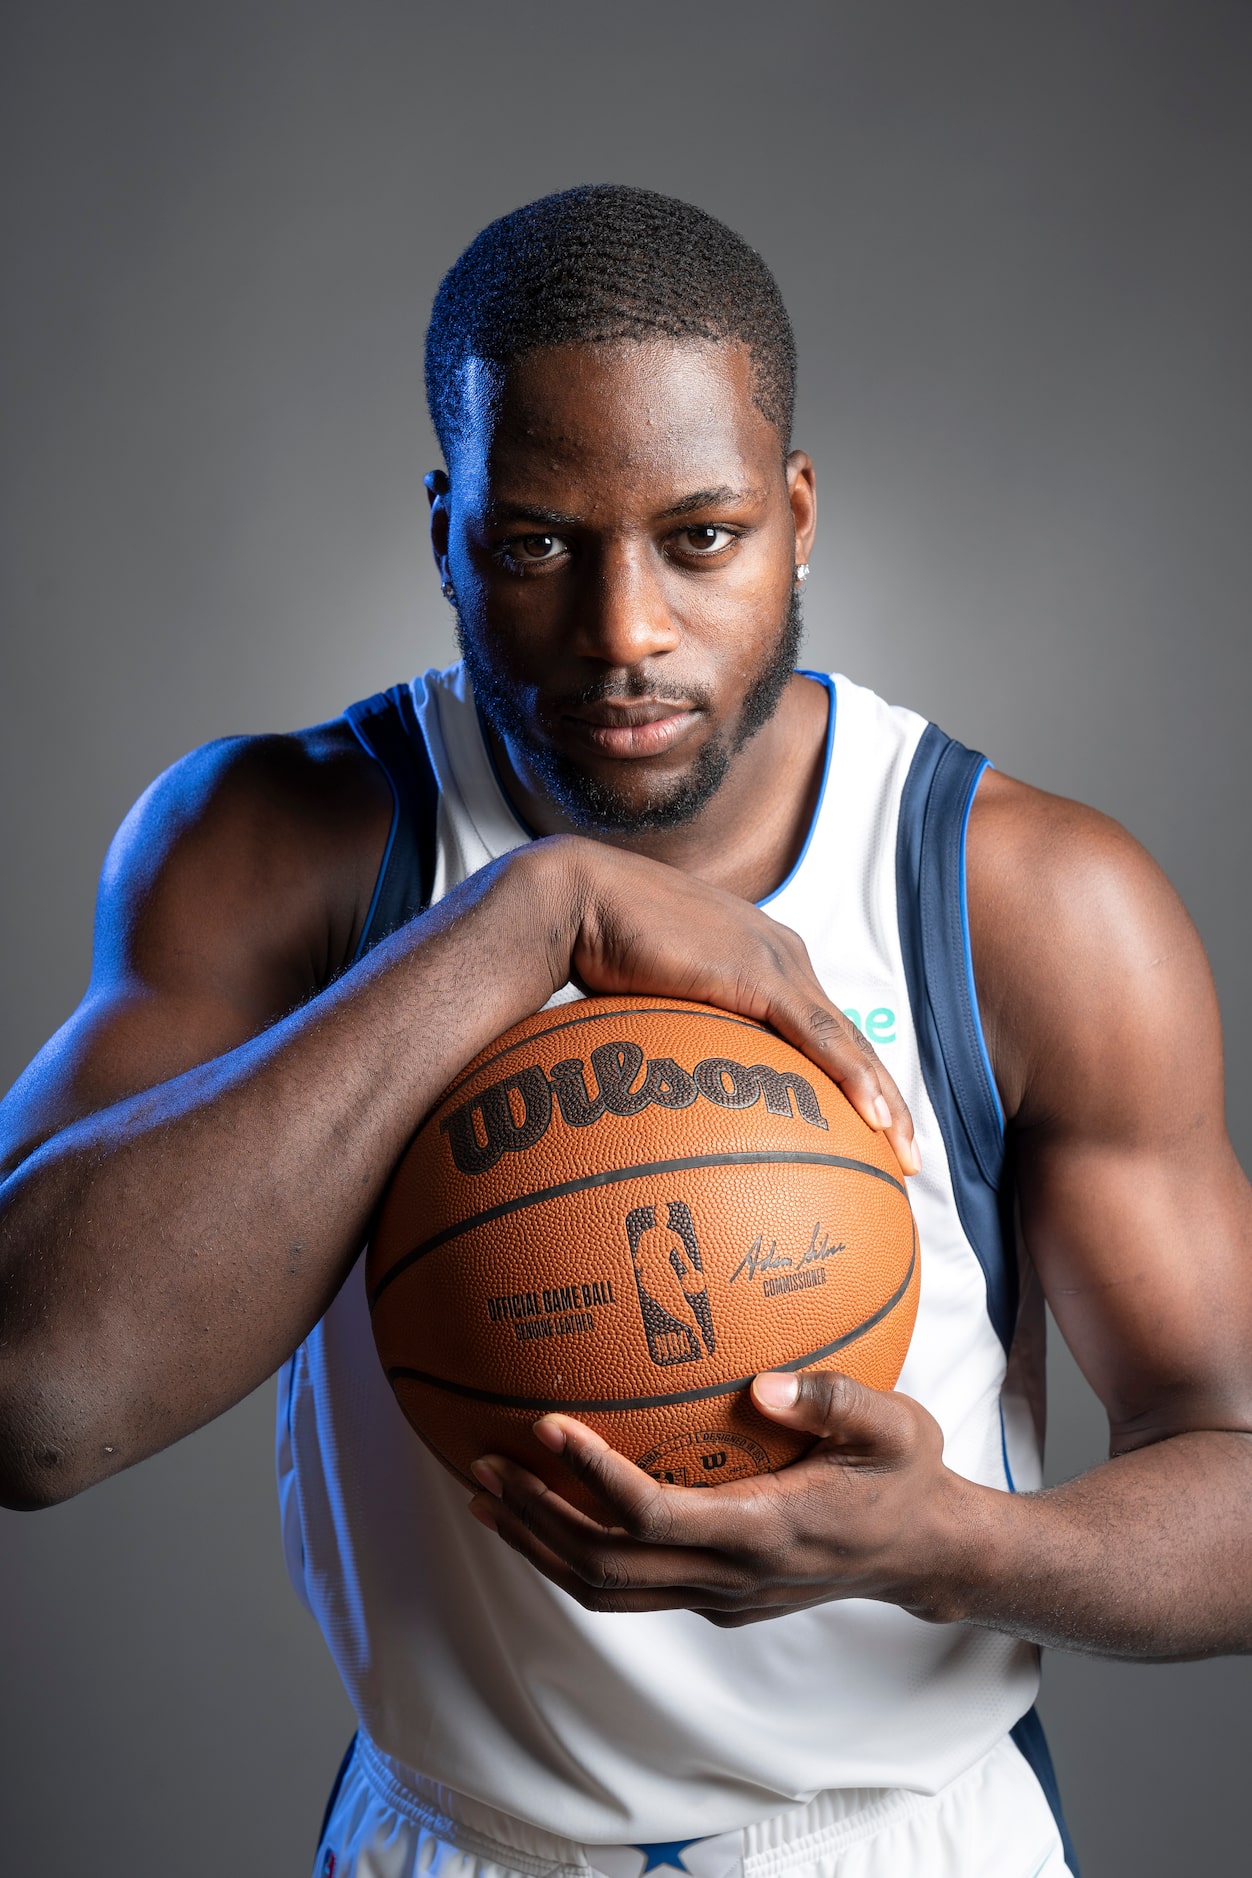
[369,997,918,1515]
[626,1199,716,1366]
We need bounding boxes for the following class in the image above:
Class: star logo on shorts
[632,1840,703,1873]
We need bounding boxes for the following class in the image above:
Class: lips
[562,700,700,759]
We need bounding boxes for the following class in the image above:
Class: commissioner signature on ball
[728,1223,846,1284]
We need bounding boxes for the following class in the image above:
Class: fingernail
[872,1096,893,1129]
[470,1458,503,1496]
[753,1372,799,1410]
[468,1498,498,1532]
[903,1135,922,1174]
[532,1416,566,1453]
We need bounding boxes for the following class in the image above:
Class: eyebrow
[481,486,762,530]
[657,485,761,518]
[481,501,584,529]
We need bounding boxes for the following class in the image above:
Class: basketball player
[1,188,1249,1878]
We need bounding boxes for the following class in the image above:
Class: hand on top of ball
[545,838,921,1175]
[467,1370,987,1627]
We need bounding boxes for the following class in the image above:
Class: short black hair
[425,184,796,463]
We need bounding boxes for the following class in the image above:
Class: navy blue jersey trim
[1011,1708,1081,1874]
[351,753,399,958]
[345,685,440,954]
[896,724,1016,1349]
[917,737,1004,1184]
[958,764,1006,1133]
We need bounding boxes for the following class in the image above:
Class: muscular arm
[0,728,911,1511]
[0,730,567,1508]
[466,772,1252,1659]
[951,771,1252,1654]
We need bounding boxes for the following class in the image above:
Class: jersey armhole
[344,685,441,955]
[897,724,1016,1349]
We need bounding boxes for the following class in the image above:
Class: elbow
[0,1475,73,1513]
[0,1446,80,1510]
[0,1442,104,1511]
[0,1376,112,1510]
[0,1422,91,1510]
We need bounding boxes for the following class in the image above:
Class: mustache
[549,672,713,711]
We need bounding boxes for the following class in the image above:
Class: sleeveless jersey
[276,664,1045,1843]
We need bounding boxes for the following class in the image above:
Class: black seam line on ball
[369,1149,908,1309]
[434,1006,770,1112]
[386,1242,917,1414]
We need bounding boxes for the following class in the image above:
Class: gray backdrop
[1,4,1248,1873]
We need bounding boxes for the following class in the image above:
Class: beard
[457,586,804,834]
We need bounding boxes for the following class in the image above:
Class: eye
[679,525,737,555]
[497,532,568,571]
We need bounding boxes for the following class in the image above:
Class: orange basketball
[368,996,918,1515]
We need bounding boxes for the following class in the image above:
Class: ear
[424,469,451,583]
[785,451,817,568]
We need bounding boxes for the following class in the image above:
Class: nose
[570,540,681,669]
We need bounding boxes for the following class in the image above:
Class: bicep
[0,734,364,1179]
[971,773,1252,1447]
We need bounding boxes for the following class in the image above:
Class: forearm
[928,1429,1252,1659]
[0,845,570,1505]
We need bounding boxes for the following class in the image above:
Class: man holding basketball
[1,187,1249,1878]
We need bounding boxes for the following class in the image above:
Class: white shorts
[313,1720,1078,1878]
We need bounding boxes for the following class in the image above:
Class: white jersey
[277,665,1044,1845]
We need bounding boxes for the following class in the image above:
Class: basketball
[368,996,918,1514]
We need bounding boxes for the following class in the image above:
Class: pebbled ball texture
[369,996,918,1516]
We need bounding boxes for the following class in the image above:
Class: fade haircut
[424,184,797,463]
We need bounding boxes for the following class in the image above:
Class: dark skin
[0,340,906,1509]
[1,338,1249,1665]
[428,341,829,897]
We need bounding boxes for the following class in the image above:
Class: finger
[698,1596,832,1629]
[838,1030,918,1177]
[750,1369,914,1459]
[479,1499,746,1613]
[531,1415,689,1535]
[569,856,920,1171]
[806,1009,919,1176]
[470,1490,679,1610]
[737,982,919,1176]
[474,1445,754,1595]
[468,1485,754,1614]
[533,1414,813,1556]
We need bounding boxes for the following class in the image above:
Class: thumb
[752,1368,904,1456]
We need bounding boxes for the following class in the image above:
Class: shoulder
[965,769,1217,1127]
[108,717,388,876]
[97,716,393,1005]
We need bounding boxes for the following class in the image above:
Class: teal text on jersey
[841,1007,896,1044]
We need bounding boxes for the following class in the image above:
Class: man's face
[431,338,815,833]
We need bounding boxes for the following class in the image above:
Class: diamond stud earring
[795,562,810,583]
[441,579,457,604]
